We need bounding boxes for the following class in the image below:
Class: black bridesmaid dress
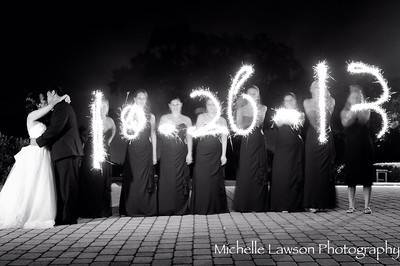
[191,135,228,215]
[344,118,374,187]
[158,123,190,215]
[270,124,304,212]
[119,117,157,216]
[233,116,268,212]
[303,118,336,210]
[79,129,113,218]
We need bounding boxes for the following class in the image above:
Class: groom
[31,87,83,225]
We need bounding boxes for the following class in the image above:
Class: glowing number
[347,61,390,139]
[313,60,329,144]
[187,88,228,138]
[227,65,258,136]
[91,90,106,170]
[120,103,147,141]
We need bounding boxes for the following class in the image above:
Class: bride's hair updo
[25,92,40,114]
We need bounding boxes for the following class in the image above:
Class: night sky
[2,1,400,137]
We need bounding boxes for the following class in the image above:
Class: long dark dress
[119,119,157,216]
[233,116,268,212]
[191,135,228,214]
[303,119,336,209]
[270,124,304,212]
[79,129,113,218]
[158,123,190,215]
[344,118,374,187]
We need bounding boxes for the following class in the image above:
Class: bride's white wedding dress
[0,122,56,229]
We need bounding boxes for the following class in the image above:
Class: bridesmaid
[270,93,305,212]
[341,85,374,214]
[233,86,268,212]
[79,97,116,218]
[158,96,193,215]
[190,98,229,214]
[303,81,336,213]
[119,90,157,216]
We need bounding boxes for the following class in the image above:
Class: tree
[109,25,305,117]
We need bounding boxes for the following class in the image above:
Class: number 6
[227,65,258,136]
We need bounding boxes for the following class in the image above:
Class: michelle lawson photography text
[214,240,400,261]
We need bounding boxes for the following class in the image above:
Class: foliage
[109,25,305,117]
[0,132,28,186]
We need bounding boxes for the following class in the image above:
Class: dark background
[2,1,400,165]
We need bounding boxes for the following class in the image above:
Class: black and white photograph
[1,1,400,265]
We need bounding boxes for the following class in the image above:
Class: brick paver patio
[1,186,400,265]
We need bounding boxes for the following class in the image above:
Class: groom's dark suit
[37,101,83,225]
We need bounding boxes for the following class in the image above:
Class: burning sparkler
[91,90,106,170]
[313,60,330,144]
[187,88,229,138]
[272,108,304,130]
[158,123,178,138]
[120,103,147,141]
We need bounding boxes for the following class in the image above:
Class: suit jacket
[37,101,84,161]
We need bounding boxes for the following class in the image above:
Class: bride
[0,92,70,229]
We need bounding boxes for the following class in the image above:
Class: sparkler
[227,65,258,136]
[120,103,147,141]
[347,61,391,139]
[313,60,330,144]
[272,108,304,130]
[187,88,229,138]
[158,123,178,138]
[91,90,106,170]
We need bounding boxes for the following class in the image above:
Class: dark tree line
[109,25,306,118]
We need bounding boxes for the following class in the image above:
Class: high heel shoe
[364,207,372,214]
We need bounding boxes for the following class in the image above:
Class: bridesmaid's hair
[25,92,40,114]
[134,89,148,98]
[240,85,261,107]
[283,92,297,100]
[134,89,150,113]
[247,85,260,94]
[168,96,182,104]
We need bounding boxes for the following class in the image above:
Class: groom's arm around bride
[34,100,83,161]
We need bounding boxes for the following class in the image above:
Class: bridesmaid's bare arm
[236,107,244,128]
[341,109,356,127]
[107,117,116,146]
[219,118,228,166]
[303,99,319,129]
[185,116,193,164]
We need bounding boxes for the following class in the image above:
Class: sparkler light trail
[120,103,147,141]
[187,88,229,138]
[91,90,106,170]
[374,162,400,168]
[227,65,258,136]
[313,60,330,144]
[158,123,178,138]
[272,108,304,130]
[347,61,391,139]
